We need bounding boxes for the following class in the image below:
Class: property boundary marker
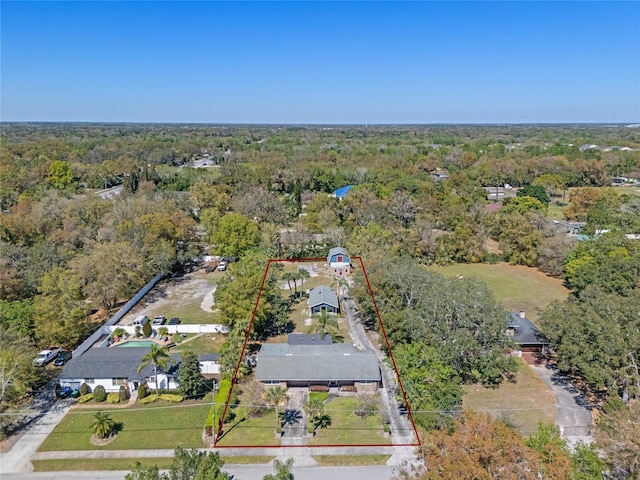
[214,256,421,448]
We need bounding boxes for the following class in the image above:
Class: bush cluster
[93,385,107,402]
[79,383,92,396]
[119,385,130,402]
[77,393,93,403]
[107,392,120,404]
[138,383,148,400]
[159,393,183,403]
[139,395,159,404]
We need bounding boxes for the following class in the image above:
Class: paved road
[529,364,593,448]
[2,465,398,480]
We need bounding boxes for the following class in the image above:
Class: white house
[59,347,181,393]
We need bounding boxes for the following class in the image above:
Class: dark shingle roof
[508,313,549,346]
[256,343,380,382]
[199,353,221,362]
[60,347,180,380]
[308,285,339,309]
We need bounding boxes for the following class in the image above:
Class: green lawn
[171,332,225,356]
[313,455,391,466]
[38,402,210,451]
[463,358,556,435]
[308,397,391,446]
[215,407,281,447]
[427,262,569,323]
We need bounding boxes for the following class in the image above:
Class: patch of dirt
[90,433,118,446]
[0,432,22,453]
[200,287,217,312]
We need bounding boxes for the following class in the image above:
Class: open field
[38,403,209,451]
[427,262,569,323]
[122,269,221,325]
[463,358,556,435]
[215,407,281,447]
[308,397,391,446]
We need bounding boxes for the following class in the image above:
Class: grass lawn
[313,455,391,466]
[308,397,391,446]
[33,458,174,472]
[427,262,569,323]
[171,332,225,356]
[463,358,556,435]
[215,407,281,447]
[38,402,210,451]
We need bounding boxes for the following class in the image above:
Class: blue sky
[1,1,639,123]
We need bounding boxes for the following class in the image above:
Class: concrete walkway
[529,364,593,448]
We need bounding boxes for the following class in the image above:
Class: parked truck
[33,348,62,366]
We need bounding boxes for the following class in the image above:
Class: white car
[217,261,227,271]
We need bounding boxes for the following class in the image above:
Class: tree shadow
[281,409,303,427]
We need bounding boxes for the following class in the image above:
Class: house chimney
[519,311,526,319]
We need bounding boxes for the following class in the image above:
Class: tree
[307,310,341,341]
[595,399,640,478]
[90,411,116,439]
[263,386,288,433]
[303,395,325,433]
[166,447,231,480]
[125,463,161,480]
[177,351,208,399]
[46,160,75,190]
[0,299,33,337]
[494,212,543,266]
[263,458,294,480]
[0,327,38,409]
[532,173,565,199]
[211,213,260,258]
[137,344,175,396]
[517,184,550,205]
[501,196,547,215]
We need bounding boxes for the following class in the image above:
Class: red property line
[214,256,421,447]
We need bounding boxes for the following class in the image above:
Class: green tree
[166,447,231,480]
[595,399,640,479]
[502,196,547,215]
[263,458,294,480]
[307,310,341,341]
[46,160,75,190]
[177,351,208,399]
[517,184,550,205]
[0,299,33,337]
[303,395,325,433]
[137,344,175,396]
[90,411,116,439]
[263,386,288,433]
[0,327,38,409]
[124,463,161,480]
[211,213,260,258]
[532,173,565,199]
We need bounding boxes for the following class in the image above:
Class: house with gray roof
[308,285,339,315]
[255,342,380,392]
[507,312,550,353]
[59,347,181,393]
[327,247,351,276]
[287,333,333,345]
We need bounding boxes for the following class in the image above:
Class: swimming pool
[116,340,158,348]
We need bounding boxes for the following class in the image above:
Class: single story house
[507,312,550,354]
[327,247,351,276]
[199,353,221,378]
[59,346,181,393]
[308,285,339,315]
[287,333,332,345]
[255,341,381,393]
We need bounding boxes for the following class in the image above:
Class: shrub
[159,393,183,403]
[119,385,129,402]
[78,393,93,403]
[142,321,152,337]
[93,385,107,402]
[139,395,159,404]
[138,383,148,400]
[107,393,120,404]
[79,383,92,396]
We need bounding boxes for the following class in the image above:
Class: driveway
[529,364,593,447]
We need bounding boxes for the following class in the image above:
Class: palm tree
[263,386,288,433]
[298,268,310,292]
[281,272,296,299]
[90,411,115,439]
[308,310,342,342]
[137,344,175,396]
[263,457,294,480]
[303,396,325,433]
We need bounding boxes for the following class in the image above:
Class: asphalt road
[2,465,399,480]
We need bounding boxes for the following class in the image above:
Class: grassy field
[171,332,225,356]
[308,397,391,446]
[38,402,209,451]
[214,407,281,447]
[313,455,391,466]
[427,262,569,323]
[462,358,556,435]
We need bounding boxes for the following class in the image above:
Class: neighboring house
[59,347,181,393]
[333,185,354,201]
[199,353,221,379]
[255,341,381,393]
[507,312,550,354]
[308,285,340,315]
[327,247,351,276]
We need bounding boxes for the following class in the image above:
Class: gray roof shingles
[60,347,180,381]
[308,285,339,309]
[508,313,549,346]
[256,343,380,382]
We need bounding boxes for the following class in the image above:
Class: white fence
[110,324,230,336]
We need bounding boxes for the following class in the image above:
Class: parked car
[217,261,227,271]
[33,348,61,366]
[152,315,166,325]
[168,317,181,325]
[53,351,72,366]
